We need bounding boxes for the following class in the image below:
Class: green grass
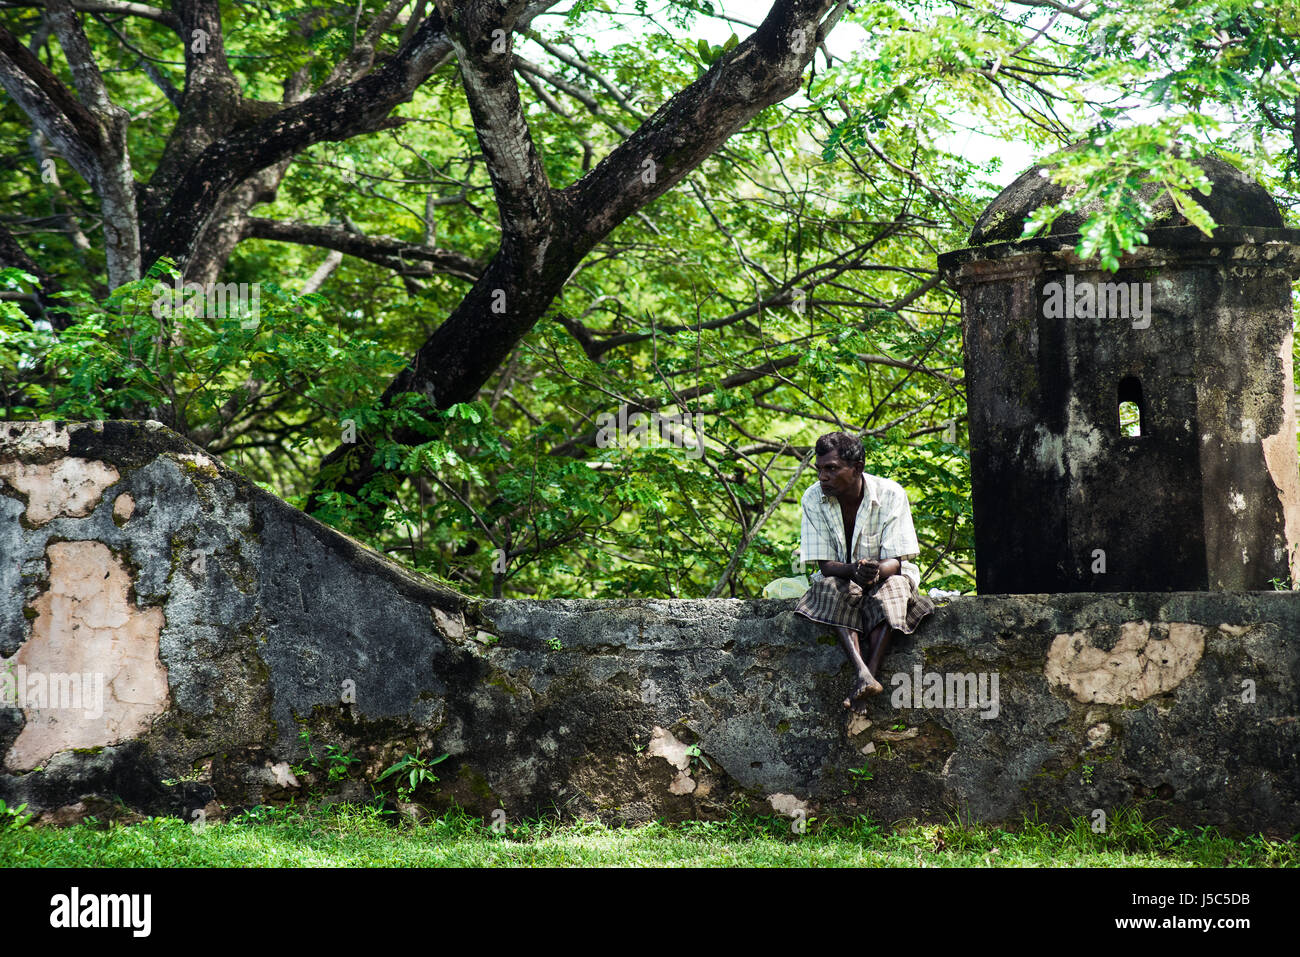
[0,802,1295,868]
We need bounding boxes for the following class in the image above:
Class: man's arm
[817,559,855,580]
[877,486,922,589]
[818,558,895,585]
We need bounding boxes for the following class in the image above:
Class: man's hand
[851,559,880,588]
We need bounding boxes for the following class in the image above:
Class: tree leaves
[11,0,1294,600]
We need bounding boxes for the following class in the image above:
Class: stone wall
[1,421,1297,834]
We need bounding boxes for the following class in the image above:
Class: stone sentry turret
[939,151,1300,593]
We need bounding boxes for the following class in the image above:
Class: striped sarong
[794,572,934,636]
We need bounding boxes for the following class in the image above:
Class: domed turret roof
[969,148,1283,245]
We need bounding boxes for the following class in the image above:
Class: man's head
[814,431,865,499]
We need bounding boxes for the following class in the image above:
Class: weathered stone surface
[1,421,1298,835]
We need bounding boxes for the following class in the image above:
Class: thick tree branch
[242,217,486,282]
[307,0,850,513]
[0,22,104,179]
[434,0,555,245]
[565,0,849,245]
[46,0,116,114]
[32,0,139,283]
[136,0,252,246]
[143,2,562,270]
[141,12,455,269]
[175,0,240,100]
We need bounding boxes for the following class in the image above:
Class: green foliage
[6,0,1298,602]
[821,0,1300,270]
[292,729,361,783]
[694,32,739,75]
[0,259,407,444]
[375,748,449,802]
[322,746,360,781]
[0,800,33,832]
[1,3,985,600]
[1020,125,1216,270]
[684,742,712,771]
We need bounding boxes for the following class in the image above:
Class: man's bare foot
[843,669,883,709]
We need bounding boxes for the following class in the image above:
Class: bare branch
[514,53,634,137]
[707,446,815,597]
[323,0,416,88]
[0,0,181,30]
[1004,0,1093,22]
[301,250,344,295]
[243,217,486,282]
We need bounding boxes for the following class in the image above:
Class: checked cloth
[795,571,933,635]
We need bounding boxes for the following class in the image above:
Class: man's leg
[835,624,882,709]
[864,620,892,678]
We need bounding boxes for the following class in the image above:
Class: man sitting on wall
[795,431,934,711]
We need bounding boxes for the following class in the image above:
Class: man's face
[816,450,862,500]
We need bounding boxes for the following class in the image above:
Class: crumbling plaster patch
[1064,394,1105,471]
[647,725,691,770]
[1045,620,1206,704]
[0,458,120,525]
[767,793,810,817]
[1260,329,1300,584]
[669,771,696,795]
[1031,425,1065,478]
[1029,396,1103,478]
[2,541,168,771]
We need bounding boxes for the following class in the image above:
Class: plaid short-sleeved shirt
[799,472,922,590]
